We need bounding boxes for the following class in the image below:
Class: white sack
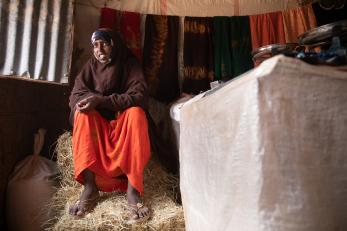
[169,95,194,147]
[180,55,347,231]
[6,129,59,231]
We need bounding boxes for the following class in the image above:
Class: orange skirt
[72,107,151,194]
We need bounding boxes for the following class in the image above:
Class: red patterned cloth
[100,8,142,60]
[119,12,142,60]
[100,7,118,29]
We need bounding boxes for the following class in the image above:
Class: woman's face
[92,39,113,64]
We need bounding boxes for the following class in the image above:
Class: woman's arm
[97,60,149,112]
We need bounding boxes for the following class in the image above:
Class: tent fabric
[107,0,312,17]
[180,55,347,231]
[282,5,317,43]
[142,15,180,103]
[183,17,214,94]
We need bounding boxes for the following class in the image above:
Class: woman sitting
[68,28,151,223]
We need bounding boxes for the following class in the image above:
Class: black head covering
[91,28,114,46]
[91,28,134,64]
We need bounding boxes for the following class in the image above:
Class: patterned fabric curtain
[100,8,142,61]
[213,17,233,80]
[119,12,142,61]
[249,12,286,50]
[142,15,180,103]
[229,16,253,77]
[282,5,317,43]
[249,12,286,66]
[100,7,119,29]
[213,16,253,80]
[183,17,213,94]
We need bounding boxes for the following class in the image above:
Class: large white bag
[180,55,347,231]
[6,129,59,231]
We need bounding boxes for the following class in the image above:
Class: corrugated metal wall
[0,0,74,83]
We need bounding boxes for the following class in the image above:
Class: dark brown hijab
[69,29,148,124]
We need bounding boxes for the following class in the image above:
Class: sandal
[69,193,100,217]
[126,202,150,224]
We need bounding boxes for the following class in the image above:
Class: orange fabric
[282,5,317,43]
[72,107,151,194]
[249,12,286,50]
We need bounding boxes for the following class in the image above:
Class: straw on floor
[47,132,184,231]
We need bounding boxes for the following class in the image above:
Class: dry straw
[47,132,185,231]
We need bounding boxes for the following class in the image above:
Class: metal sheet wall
[0,0,73,83]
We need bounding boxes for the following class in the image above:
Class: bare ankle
[86,185,98,192]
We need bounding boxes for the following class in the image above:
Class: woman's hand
[76,95,103,112]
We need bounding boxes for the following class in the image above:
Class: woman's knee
[124,106,145,115]
[124,107,146,122]
[74,110,100,123]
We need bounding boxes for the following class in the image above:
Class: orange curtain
[282,5,317,43]
[249,12,286,50]
[72,107,151,194]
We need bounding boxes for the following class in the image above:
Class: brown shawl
[69,31,148,125]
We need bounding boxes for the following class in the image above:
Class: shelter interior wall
[0,76,70,228]
[73,1,101,75]
[0,2,101,227]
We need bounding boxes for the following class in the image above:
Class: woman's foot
[69,187,99,217]
[69,169,99,217]
[126,182,150,223]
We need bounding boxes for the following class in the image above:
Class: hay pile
[48,132,185,231]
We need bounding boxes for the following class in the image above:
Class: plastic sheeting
[0,0,73,83]
[180,55,347,231]
[108,0,314,17]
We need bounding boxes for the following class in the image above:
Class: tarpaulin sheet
[180,55,347,231]
[107,0,312,17]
